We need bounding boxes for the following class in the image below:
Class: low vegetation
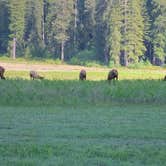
[0,68,165,106]
[0,68,166,165]
[0,78,166,107]
[0,104,166,166]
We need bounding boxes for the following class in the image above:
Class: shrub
[70,49,101,67]
[128,60,152,69]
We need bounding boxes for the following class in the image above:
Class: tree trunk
[74,0,78,53]
[12,37,16,59]
[61,41,65,62]
[104,46,109,65]
[120,50,128,66]
[120,0,128,66]
[123,0,128,66]
[42,0,46,46]
[124,51,128,66]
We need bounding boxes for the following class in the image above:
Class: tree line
[0,0,166,66]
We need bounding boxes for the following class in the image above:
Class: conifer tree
[9,0,26,58]
[126,0,146,63]
[104,0,121,65]
[95,0,108,63]
[47,0,74,61]
[151,0,166,65]
[24,0,44,57]
[0,0,10,54]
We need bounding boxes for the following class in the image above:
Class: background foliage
[0,0,166,66]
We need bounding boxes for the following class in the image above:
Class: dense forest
[0,0,166,66]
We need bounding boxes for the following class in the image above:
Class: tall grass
[0,79,165,106]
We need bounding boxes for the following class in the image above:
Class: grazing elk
[0,66,5,80]
[30,70,44,80]
[79,69,86,80]
[164,75,166,81]
[107,69,118,83]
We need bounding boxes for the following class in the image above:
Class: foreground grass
[0,79,166,106]
[0,104,166,166]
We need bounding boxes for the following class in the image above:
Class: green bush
[127,60,152,69]
[84,61,103,67]
[70,49,102,67]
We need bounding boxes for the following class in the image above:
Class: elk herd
[0,65,166,82]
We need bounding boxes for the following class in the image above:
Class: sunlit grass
[5,68,166,81]
[0,56,63,65]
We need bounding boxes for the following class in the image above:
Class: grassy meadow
[5,67,166,80]
[0,67,166,165]
[0,105,166,166]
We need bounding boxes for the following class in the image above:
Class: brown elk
[0,66,5,80]
[107,69,118,82]
[30,71,44,80]
[164,75,166,81]
[79,69,86,80]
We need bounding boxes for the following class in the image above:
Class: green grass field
[0,68,166,166]
[5,68,166,80]
[0,105,166,166]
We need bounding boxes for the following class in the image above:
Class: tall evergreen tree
[24,0,44,57]
[126,0,146,63]
[9,0,26,58]
[151,0,166,65]
[104,0,146,66]
[74,0,96,53]
[46,0,74,61]
[0,0,10,54]
[104,0,121,65]
[95,0,108,63]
